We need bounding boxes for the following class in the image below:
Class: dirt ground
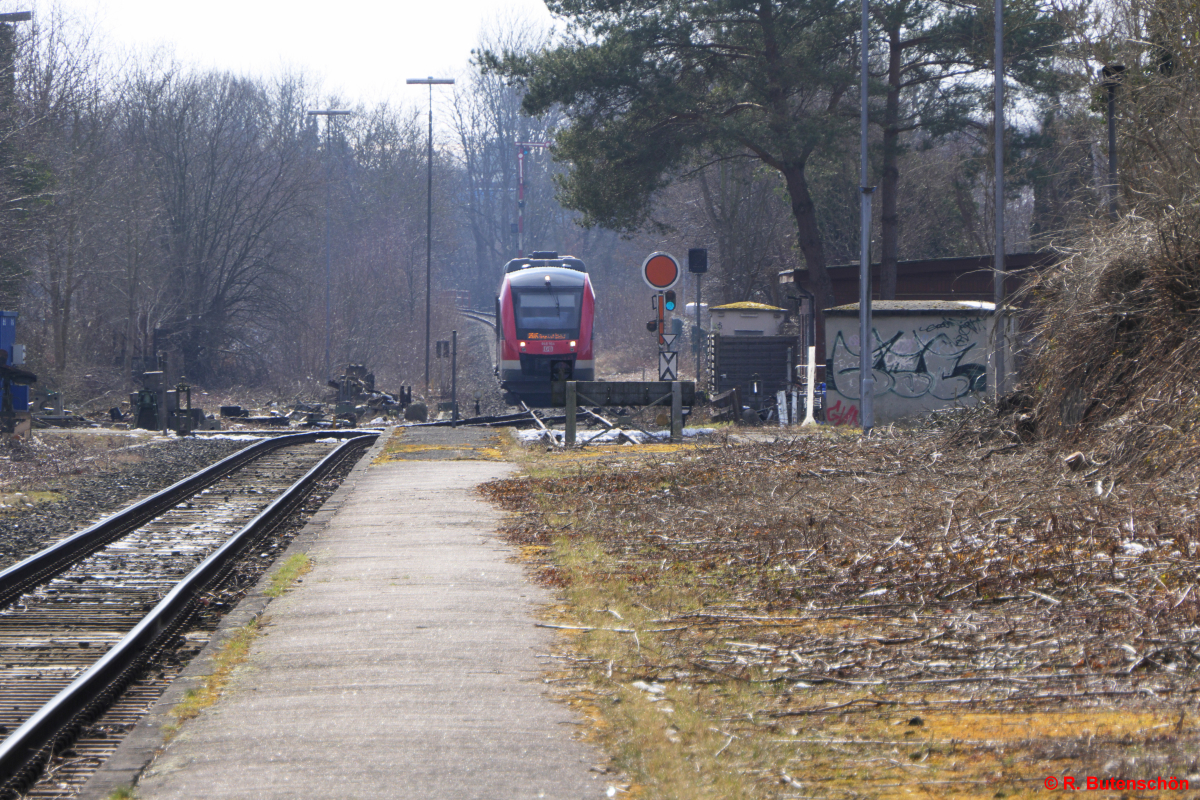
[484,423,1200,799]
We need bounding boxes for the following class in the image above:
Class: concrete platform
[87,427,607,800]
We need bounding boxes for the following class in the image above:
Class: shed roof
[825,300,996,316]
[710,302,785,311]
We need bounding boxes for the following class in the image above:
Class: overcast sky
[41,0,555,109]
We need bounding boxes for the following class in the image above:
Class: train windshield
[513,288,583,338]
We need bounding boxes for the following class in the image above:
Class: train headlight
[569,340,577,349]
[519,341,526,349]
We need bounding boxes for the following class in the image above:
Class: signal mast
[515,140,550,256]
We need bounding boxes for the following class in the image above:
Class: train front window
[514,289,582,338]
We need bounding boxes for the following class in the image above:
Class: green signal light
[664,290,677,311]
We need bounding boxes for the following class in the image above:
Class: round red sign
[642,252,680,291]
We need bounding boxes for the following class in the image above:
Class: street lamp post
[0,12,31,108]
[307,109,352,385]
[993,0,1007,398]
[1102,64,1126,221]
[407,77,455,395]
[858,0,876,434]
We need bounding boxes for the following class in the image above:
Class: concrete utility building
[823,300,1007,426]
[708,302,787,336]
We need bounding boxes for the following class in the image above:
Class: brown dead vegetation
[485,430,1200,796]
[1020,207,1200,477]
[478,167,1200,792]
[0,431,155,492]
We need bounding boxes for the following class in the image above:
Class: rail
[0,431,378,791]
[458,308,496,330]
[0,431,367,610]
[402,406,615,431]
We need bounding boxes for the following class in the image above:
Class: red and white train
[496,252,595,404]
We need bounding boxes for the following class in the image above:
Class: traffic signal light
[664,290,677,311]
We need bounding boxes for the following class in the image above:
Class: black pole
[407,77,453,397]
[0,13,30,113]
[1107,85,1117,219]
[858,0,875,432]
[324,121,332,385]
[993,0,1006,399]
[0,23,14,110]
[424,84,433,395]
[451,330,458,427]
[695,274,702,384]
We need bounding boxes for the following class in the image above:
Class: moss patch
[264,553,312,598]
[376,429,509,462]
[165,618,263,738]
[0,490,63,511]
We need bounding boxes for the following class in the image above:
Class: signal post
[555,250,696,445]
[642,251,681,382]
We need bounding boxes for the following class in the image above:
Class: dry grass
[484,428,1200,797]
[0,490,63,510]
[0,430,156,493]
[1019,207,1200,477]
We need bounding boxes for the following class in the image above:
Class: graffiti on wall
[826,400,859,426]
[828,317,987,401]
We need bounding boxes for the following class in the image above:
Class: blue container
[0,311,14,364]
[1,312,29,410]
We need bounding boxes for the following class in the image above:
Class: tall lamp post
[0,12,31,108]
[993,0,1007,398]
[1101,64,1126,221]
[858,0,876,433]
[307,108,352,385]
[407,77,455,395]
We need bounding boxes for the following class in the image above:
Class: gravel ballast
[0,435,255,570]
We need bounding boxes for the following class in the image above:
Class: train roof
[506,266,589,288]
[503,252,586,273]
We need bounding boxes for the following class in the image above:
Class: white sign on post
[659,351,678,381]
[660,333,677,349]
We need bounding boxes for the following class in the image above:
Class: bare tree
[14,9,114,381]
[131,69,313,384]
[334,102,432,383]
[693,158,797,305]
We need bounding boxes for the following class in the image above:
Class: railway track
[0,431,377,798]
[458,308,496,331]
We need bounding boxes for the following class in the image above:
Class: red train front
[496,252,595,405]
